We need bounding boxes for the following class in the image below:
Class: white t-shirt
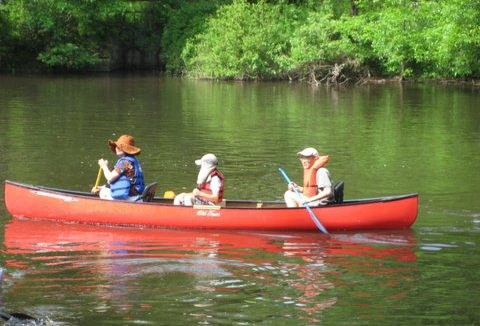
[316,168,332,189]
[314,168,332,205]
[209,175,222,195]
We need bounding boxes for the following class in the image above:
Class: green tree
[339,0,480,78]
[418,0,480,77]
[1,0,479,79]
[183,0,299,79]
[338,0,423,77]
[161,0,229,74]
[289,7,350,68]
[3,0,138,70]
[0,5,11,69]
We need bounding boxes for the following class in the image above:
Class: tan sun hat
[108,135,141,155]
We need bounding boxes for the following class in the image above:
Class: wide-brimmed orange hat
[108,135,141,155]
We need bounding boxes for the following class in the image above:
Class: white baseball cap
[297,147,319,157]
[195,153,218,166]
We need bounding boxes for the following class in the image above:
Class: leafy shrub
[161,0,229,74]
[37,43,101,70]
[1,0,479,79]
[182,0,299,79]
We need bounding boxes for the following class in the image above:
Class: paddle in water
[278,167,329,235]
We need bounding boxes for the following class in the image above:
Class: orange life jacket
[198,169,224,203]
[302,155,329,197]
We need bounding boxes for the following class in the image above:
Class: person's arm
[98,158,121,183]
[193,176,221,203]
[288,182,303,192]
[303,186,331,204]
[193,189,219,203]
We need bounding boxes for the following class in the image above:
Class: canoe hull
[4,181,418,231]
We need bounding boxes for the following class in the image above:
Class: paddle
[91,166,103,195]
[94,166,102,188]
[278,167,329,235]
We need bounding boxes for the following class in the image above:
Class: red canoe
[4,180,418,231]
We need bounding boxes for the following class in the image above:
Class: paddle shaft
[278,167,329,234]
[94,166,102,188]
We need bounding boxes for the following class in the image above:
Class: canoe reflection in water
[3,218,418,324]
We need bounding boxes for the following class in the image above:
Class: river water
[0,74,479,325]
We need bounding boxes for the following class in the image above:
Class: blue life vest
[110,156,145,199]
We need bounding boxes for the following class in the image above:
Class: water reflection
[1,75,478,324]
[2,218,417,324]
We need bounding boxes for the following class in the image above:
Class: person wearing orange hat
[173,153,224,206]
[92,134,145,201]
[284,147,333,207]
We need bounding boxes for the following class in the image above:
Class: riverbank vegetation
[1,0,479,84]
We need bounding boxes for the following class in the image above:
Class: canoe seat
[141,182,157,202]
[333,181,344,204]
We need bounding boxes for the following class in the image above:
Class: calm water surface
[0,75,479,325]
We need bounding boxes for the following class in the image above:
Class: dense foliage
[0,0,479,81]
